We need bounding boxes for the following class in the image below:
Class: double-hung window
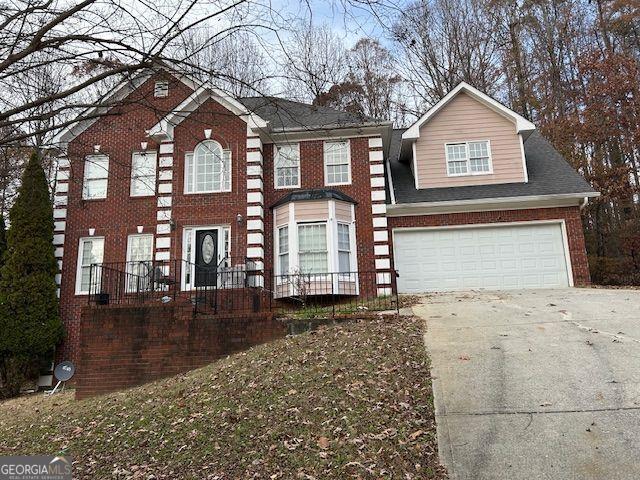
[274,144,300,188]
[298,223,328,274]
[131,152,157,196]
[278,226,289,275]
[82,155,109,199]
[185,140,231,193]
[337,223,352,274]
[324,140,351,185]
[76,237,104,294]
[126,234,153,291]
[445,140,492,176]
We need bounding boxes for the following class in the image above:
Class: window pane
[190,141,230,193]
[339,251,351,273]
[83,156,109,199]
[448,160,468,175]
[275,144,300,187]
[468,141,488,158]
[470,158,490,173]
[298,224,327,274]
[279,253,289,274]
[278,227,288,254]
[324,141,350,184]
[446,144,467,161]
[79,238,104,292]
[131,153,156,196]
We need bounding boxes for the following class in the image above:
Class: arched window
[184,140,231,193]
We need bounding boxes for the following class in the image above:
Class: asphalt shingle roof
[388,129,596,204]
[239,97,386,131]
[271,188,357,209]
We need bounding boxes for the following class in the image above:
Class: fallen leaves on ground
[0,315,447,479]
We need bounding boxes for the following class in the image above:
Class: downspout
[580,196,589,210]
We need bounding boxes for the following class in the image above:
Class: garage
[393,222,572,293]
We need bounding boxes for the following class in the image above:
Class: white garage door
[394,223,571,293]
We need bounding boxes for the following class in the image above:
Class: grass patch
[0,315,446,479]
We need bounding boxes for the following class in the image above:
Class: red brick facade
[75,304,285,399]
[56,72,384,364]
[387,206,591,286]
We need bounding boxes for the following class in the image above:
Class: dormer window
[154,81,169,97]
[445,140,492,176]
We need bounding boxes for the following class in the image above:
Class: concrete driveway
[414,288,640,480]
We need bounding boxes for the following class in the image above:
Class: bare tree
[392,0,502,108]
[179,29,273,98]
[0,0,275,147]
[282,23,348,102]
[315,38,406,124]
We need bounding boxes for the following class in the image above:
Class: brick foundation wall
[75,305,286,399]
[387,206,591,286]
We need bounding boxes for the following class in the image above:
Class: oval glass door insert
[201,234,215,264]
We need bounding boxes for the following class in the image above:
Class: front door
[195,229,219,287]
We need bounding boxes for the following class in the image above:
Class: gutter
[386,191,601,217]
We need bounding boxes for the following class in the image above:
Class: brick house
[52,68,597,364]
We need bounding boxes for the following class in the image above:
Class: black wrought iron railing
[265,270,399,317]
[87,260,399,318]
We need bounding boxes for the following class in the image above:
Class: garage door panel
[395,223,570,293]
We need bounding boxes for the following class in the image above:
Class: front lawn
[0,315,446,479]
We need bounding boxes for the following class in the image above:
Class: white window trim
[276,225,290,275]
[444,140,493,177]
[181,225,230,290]
[323,139,352,186]
[130,151,157,197]
[154,80,169,97]
[125,233,154,292]
[75,236,105,295]
[273,201,358,276]
[274,143,301,190]
[297,221,330,275]
[184,141,232,195]
[82,154,109,200]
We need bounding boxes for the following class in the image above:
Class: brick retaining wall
[75,304,286,399]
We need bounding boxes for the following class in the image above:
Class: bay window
[275,144,300,188]
[446,140,492,176]
[324,140,351,185]
[185,140,231,193]
[298,223,328,274]
[82,155,109,199]
[131,152,157,196]
[76,237,104,294]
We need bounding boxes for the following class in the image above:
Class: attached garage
[393,222,572,293]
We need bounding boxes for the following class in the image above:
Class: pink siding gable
[414,92,526,189]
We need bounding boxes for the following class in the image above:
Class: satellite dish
[47,361,75,395]
[54,361,75,381]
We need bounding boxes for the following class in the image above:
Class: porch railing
[265,270,399,317]
[87,257,262,313]
[87,261,399,317]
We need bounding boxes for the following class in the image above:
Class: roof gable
[53,65,202,145]
[402,82,535,141]
[147,85,268,141]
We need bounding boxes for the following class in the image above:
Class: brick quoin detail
[57,71,383,364]
[75,305,286,399]
[387,206,591,286]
